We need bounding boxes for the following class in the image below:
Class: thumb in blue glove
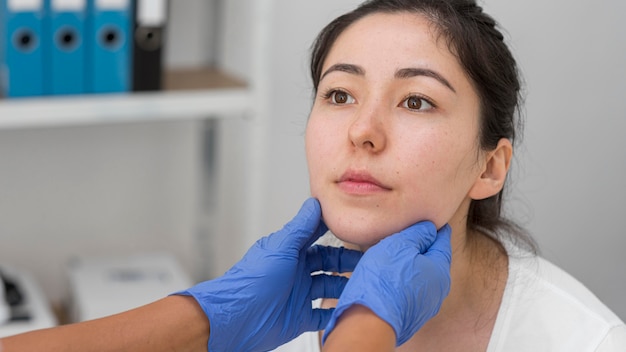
[322,221,452,347]
[174,198,363,352]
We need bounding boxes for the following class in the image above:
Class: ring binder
[46,0,87,95]
[86,0,132,93]
[132,0,168,91]
[0,0,46,97]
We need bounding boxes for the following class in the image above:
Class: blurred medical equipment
[0,266,57,337]
[67,252,192,322]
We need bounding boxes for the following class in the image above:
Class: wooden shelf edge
[164,67,247,91]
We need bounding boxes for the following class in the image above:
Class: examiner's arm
[1,198,362,352]
[323,305,396,352]
[1,295,209,352]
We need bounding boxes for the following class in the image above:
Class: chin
[314,192,443,249]
[317,199,416,249]
[325,220,398,249]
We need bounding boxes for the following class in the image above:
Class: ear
[468,138,513,200]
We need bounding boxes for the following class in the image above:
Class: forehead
[323,12,465,79]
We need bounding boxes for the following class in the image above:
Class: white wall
[165,0,218,68]
[483,0,626,319]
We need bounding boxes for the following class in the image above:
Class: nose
[348,105,386,153]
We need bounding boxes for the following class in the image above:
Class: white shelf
[0,87,251,130]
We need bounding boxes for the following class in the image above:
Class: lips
[337,170,391,194]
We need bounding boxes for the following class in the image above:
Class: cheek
[305,116,319,160]
[395,137,477,226]
[305,116,331,193]
[306,115,481,246]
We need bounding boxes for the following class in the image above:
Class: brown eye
[407,96,422,109]
[329,90,355,105]
[333,91,348,104]
[402,95,434,111]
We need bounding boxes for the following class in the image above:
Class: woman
[2,0,624,350]
[278,0,626,350]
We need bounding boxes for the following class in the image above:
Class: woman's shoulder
[510,252,621,324]
[489,247,626,351]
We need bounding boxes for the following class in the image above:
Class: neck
[398,201,509,351]
[447,226,507,317]
[445,198,508,318]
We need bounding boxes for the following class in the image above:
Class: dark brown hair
[310,0,536,252]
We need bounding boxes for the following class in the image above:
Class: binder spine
[47,0,87,95]
[132,0,168,91]
[86,0,132,93]
[1,0,45,97]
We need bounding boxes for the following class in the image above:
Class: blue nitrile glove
[322,221,452,346]
[175,198,362,352]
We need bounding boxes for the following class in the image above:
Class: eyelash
[400,93,436,112]
[321,88,436,112]
[321,88,355,105]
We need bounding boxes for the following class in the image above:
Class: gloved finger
[379,221,438,254]
[309,274,350,300]
[306,245,363,273]
[305,308,336,332]
[423,224,452,264]
[265,198,328,251]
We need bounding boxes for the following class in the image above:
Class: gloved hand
[322,221,452,346]
[175,198,362,352]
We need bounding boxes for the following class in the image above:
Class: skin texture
[310,12,513,351]
[306,12,507,248]
[323,305,396,352]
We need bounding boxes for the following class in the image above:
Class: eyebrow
[320,63,456,93]
[320,63,365,80]
[395,67,456,93]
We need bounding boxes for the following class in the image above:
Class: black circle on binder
[135,27,162,51]
[12,28,38,53]
[56,26,80,52]
[99,26,124,51]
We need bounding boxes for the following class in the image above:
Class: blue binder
[45,0,87,95]
[86,0,132,93]
[0,0,45,97]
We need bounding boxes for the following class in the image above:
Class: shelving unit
[0,68,250,130]
[0,0,271,312]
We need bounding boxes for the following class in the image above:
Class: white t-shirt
[275,247,626,351]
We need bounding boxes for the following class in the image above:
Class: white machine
[0,266,57,338]
[67,252,193,322]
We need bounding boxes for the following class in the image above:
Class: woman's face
[306,12,487,247]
